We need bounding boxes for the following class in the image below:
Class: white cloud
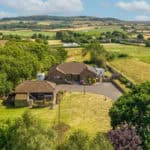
[0,0,83,16]
[135,15,150,21]
[117,1,150,12]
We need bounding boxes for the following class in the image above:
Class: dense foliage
[100,31,128,43]
[109,82,150,149]
[108,124,142,150]
[0,40,67,95]
[145,40,150,47]
[56,31,95,44]
[57,130,113,150]
[0,111,56,150]
[82,42,108,67]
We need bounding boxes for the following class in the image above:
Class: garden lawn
[0,92,112,135]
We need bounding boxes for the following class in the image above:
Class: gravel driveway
[56,82,122,100]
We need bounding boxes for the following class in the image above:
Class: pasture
[103,43,150,64]
[103,44,150,83]
[0,30,56,38]
[0,92,112,135]
[77,25,123,36]
[110,59,150,83]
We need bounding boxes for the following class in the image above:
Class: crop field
[48,40,63,46]
[103,44,150,83]
[144,34,150,40]
[0,92,112,135]
[0,40,7,46]
[0,30,56,38]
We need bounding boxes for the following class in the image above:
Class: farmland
[103,43,150,63]
[65,44,150,84]
[77,25,123,36]
[0,92,112,135]
[104,44,150,83]
[0,30,56,38]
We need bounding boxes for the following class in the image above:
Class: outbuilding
[8,80,56,107]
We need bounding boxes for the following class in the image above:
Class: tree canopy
[109,82,150,149]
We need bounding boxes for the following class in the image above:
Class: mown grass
[0,92,112,135]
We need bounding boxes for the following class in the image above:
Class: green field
[0,30,56,38]
[103,43,150,64]
[0,92,112,135]
[103,44,150,83]
[77,26,123,36]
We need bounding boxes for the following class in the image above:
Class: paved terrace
[56,82,122,100]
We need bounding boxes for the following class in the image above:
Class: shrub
[145,40,150,47]
[91,133,114,150]
[57,130,90,150]
[108,124,142,150]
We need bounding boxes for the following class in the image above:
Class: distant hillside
[0,15,121,22]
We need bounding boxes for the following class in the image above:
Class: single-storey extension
[8,80,56,107]
[47,62,98,84]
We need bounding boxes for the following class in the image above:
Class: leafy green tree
[57,130,90,150]
[137,33,144,40]
[82,42,107,66]
[0,73,13,96]
[0,111,56,150]
[109,82,150,149]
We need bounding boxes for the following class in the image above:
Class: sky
[0,0,150,21]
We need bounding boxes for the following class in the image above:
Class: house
[8,80,56,107]
[47,62,98,84]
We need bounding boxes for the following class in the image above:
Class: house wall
[48,69,66,84]
[80,69,97,81]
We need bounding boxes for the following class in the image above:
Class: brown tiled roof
[56,62,87,74]
[15,81,56,93]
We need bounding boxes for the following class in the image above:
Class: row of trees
[0,40,67,96]
[0,21,72,30]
